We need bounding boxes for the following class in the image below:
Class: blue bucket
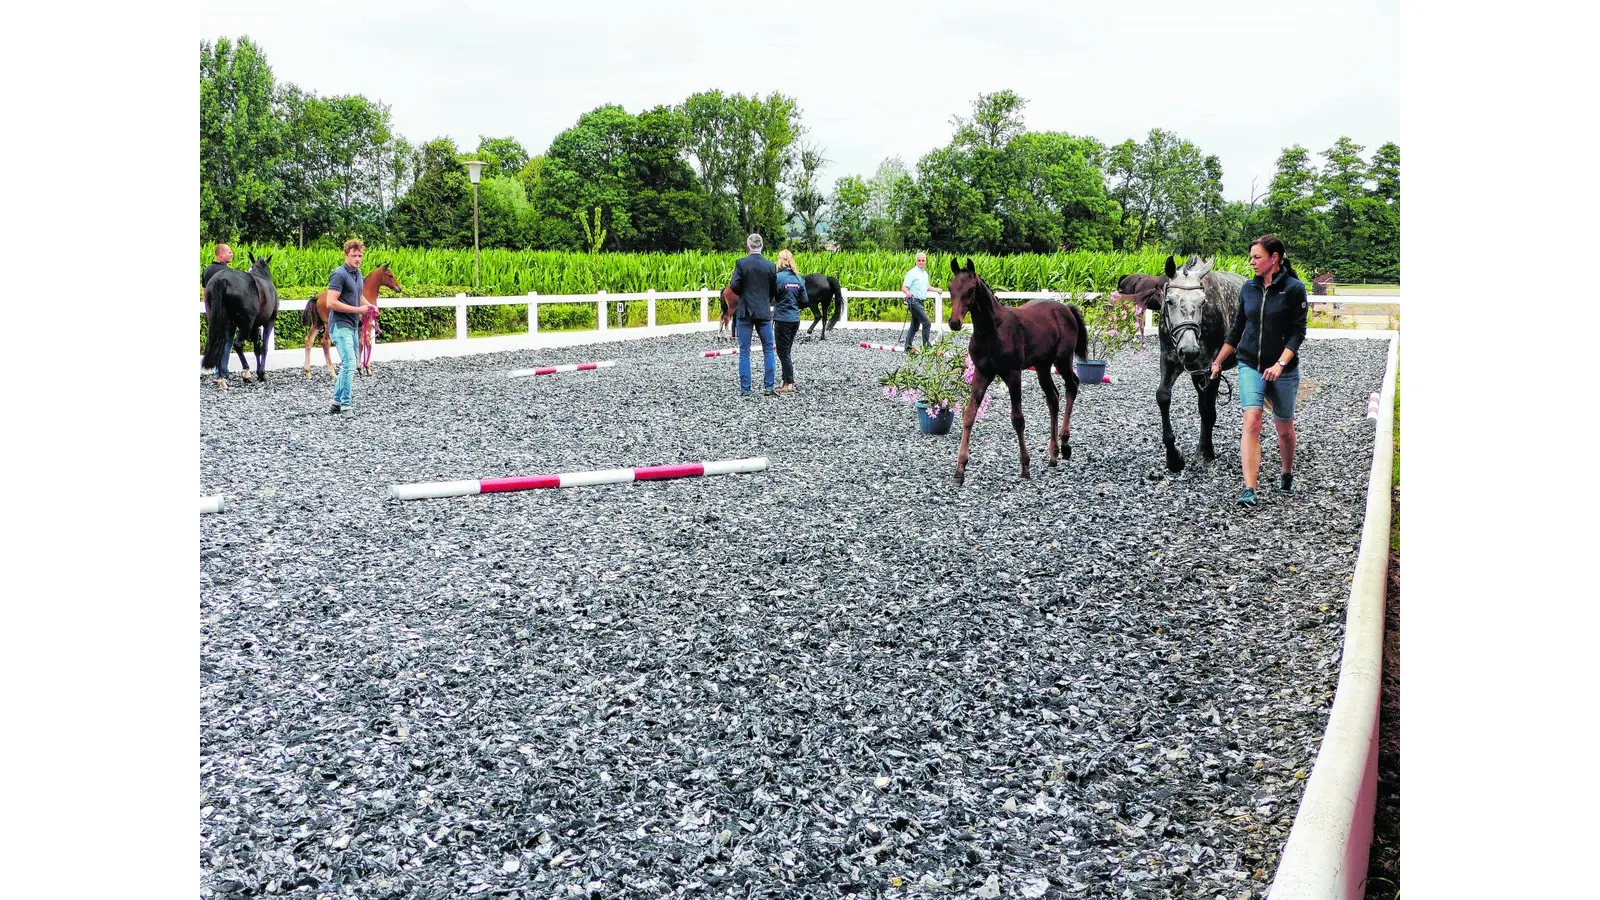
[916,400,955,435]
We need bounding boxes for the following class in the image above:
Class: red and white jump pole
[859,342,904,352]
[508,360,616,378]
[1365,391,1380,420]
[701,348,741,358]
[389,456,769,501]
[201,495,226,514]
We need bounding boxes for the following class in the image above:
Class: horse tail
[1071,304,1089,361]
[829,277,844,325]
[301,292,320,329]
[201,282,234,370]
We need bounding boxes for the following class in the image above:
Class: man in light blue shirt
[901,251,933,351]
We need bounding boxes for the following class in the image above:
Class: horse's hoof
[1062,445,1071,461]
[1167,454,1186,473]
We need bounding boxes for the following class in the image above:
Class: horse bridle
[1161,310,1234,400]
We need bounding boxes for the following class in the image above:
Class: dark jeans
[905,296,932,350]
[774,320,799,384]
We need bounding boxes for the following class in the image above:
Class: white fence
[201,289,1400,356]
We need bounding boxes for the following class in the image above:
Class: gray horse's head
[1162,255,1214,369]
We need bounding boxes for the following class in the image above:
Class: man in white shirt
[901,251,933,351]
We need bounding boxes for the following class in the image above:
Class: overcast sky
[198,0,1398,204]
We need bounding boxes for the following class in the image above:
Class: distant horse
[1112,256,1173,338]
[718,284,738,342]
[201,253,280,388]
[800,274,845,340]
[1156,255,1244,472]
[302,263,402,378]
[946,257,1089,485]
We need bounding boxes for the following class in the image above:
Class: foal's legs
[1002,371,1030,479]
[1056,359,1081,462]
[1035,367,1061,466]
[304,326,317,378]
[955,370,993,486]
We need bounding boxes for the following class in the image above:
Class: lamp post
[466,160,484,291]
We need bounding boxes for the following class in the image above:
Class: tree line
[201,36,1399,281]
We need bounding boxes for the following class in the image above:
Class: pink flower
[886,386,897,399]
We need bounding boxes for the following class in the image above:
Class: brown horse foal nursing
[946,258,1089,486]
[303,264,403,378]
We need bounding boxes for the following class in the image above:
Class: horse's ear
[1164,255,1176,279]
[249,251,257,265]
[951,258,962,276]
[964,258,976,273]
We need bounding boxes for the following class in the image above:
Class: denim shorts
[1238,363,1301,422]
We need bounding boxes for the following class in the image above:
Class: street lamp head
[466,160,484,184]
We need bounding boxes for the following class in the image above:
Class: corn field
[207,246,1253,298]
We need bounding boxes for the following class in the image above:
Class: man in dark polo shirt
[325,239,375,414]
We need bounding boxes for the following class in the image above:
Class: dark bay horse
[1157,255,1244,472]
[303,264,402,378]
[946,258,1089,485]
[201,253,280,388]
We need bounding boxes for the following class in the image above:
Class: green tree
[827,176,873,250]
[389,137,472,248]
[1258,145,1332,273]
[474,136,531,180]
[787,141,829,251]
[199,36,285,242]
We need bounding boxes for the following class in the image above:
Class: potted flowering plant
[1078,293,1142,382]
[879,336,973,435]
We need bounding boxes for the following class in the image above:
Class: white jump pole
[389,456,770,501]
[201,495,226,514]
[701,348,740,358]
[859,342,904,353]
[507,360,617,378]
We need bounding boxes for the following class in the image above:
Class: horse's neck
[969,286,1003,336]
[362,272,380,302]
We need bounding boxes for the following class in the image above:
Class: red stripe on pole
[634,463,705,481]
[577,363,598,371]
[535,366,557,375]
[481,474,562,492]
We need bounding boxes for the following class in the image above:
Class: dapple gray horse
[1157,255,1245,472]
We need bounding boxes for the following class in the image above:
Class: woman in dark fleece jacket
[1209,234,1309,506]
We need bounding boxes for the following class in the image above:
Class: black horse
[1156,255,1243,472]
[201,253,280,387]
[799,274,845,340]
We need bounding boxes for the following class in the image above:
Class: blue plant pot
[1076,360,1108,383]
[916,400,955,435]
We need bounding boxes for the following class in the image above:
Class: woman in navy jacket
[1209,234,1309,506]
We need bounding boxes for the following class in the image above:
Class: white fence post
[934,293,943,327]
[839,291,849,323]
[597,291,608,332]
[647,289,657,329]
[266,329,276,354]
[528,292,539,334]
[455,294,467,341]
[700,288,710,324]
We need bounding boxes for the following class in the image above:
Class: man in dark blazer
[728,233,781,396]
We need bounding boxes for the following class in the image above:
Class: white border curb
[1268,332,1399,900]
